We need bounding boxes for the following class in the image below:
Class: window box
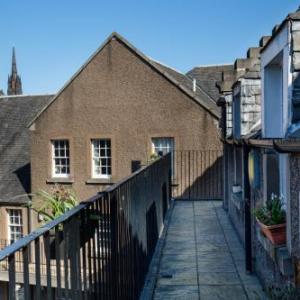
[256,226,293,276]
[256,218,286,246]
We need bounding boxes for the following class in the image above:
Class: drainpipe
[243,143,252,273]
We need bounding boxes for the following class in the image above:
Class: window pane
[152,138,174,155]
[7,210,23,242]
[100,140,105,148]
[100,149,106,157]
[92,139,111,177]
[52,140,70,176]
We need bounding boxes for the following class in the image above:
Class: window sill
[256,226,293,276]
[85,178,114,185]
[46,178,74,184]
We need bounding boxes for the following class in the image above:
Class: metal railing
[172,150,223,200]
[0,153,171,300]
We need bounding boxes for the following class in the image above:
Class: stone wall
[251,149,293,289]
[225,94,233,137]
[290,155,300,259]
[226,145,245,244]
[30,37,222,230]
[232,78,261,137]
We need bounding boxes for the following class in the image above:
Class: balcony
[0,154,171,299]
[0,151,265,299]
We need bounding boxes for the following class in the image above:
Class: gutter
[225,136,300,153]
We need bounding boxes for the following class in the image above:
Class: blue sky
[1,0,300,95]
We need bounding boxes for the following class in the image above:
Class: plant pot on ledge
[256,218,286,246]
[253,194,286,246]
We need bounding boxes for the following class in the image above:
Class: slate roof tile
[0,95,53,203]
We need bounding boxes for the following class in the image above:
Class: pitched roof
[150,60,219,116]
[186,64,234,102]
[29,32,220,126]
[0,95,53,204]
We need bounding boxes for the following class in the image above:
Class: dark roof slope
[0,95,53,203]
[186,65,234,102]
[150,60,219,116]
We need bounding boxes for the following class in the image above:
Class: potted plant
[27,185,78,259]
[253,194,286,245]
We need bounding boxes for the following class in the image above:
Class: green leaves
[253,194,286,226]
[29,185,78,223]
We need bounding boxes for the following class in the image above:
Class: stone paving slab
[199,285,248,300]
[153,200,267,300]
[154,285,199,300]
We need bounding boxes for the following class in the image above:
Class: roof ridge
[190,63,233,68]
[149,57,185,75]
[0,94,54,99]
[28,32,220,126]
[150,58,217,106]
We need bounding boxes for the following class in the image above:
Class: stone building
[28,32,222,229]
[218,6,300,291]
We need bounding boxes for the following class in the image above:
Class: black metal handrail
[0,153,172,300]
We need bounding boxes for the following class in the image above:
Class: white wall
[261,22,292,138]
[264,61,283,137]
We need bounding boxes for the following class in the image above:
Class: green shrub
[253,194,286,226]
[27,185,78,223]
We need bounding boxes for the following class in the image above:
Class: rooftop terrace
[0,152,266,299]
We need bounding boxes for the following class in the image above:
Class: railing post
[8,254,16,300]
[34,238,41,300]
[23,245,30,299]
[188,150,191,200]
[110,193,118,300]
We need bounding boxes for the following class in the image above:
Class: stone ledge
[46,178,74,184]
[256,227,293,276]
[85,178,114,185]
[231,192,243,210]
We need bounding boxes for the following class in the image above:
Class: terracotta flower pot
[256,218,286,245]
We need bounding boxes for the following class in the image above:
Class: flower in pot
[253,194,286,245]
[27,185,78,259]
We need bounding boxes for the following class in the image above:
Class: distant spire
[7,47,22,95]
[11,47,17,75]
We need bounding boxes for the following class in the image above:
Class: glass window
[151,137,174,156]
[91,139,111,178]
[52,140,70,177]
[7,209,23,243]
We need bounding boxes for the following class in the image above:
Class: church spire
[7,47,22,95]
[11,47,17,75]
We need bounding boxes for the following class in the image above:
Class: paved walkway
[153,201,267,300]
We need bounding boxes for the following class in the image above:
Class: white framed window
[52,140,70,177]
[151,137,174,156]
[7,209,23,243]
[91,139,111,178]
